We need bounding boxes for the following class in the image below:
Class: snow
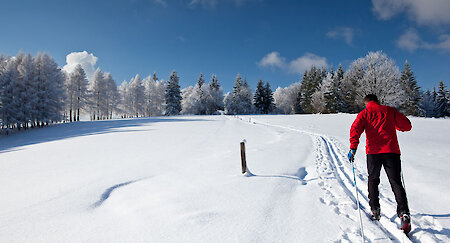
[0,114,448,242]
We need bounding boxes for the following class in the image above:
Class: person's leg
[382,153,409,216]
[367,154,383,211]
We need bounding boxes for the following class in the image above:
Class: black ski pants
[367,153,409,216]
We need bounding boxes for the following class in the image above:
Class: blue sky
[1,0,449,92]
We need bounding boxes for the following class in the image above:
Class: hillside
[0,114,448,242]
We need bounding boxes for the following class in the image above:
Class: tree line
[0,51,449,133]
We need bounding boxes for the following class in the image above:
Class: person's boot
[399,212,411,234]
[371,207,381,221]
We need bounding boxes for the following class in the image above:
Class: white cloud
[288,53,328,74]
[63,51,98,80]
[424,34,450,51]
[434,34,450,51]
[258,51,286,68]
[396,28,421,52]
[397,29,450,52]
[372,0,450,26]
[371,0,406,20]
[258,52,328,74]
[326,27,355,45]
[154,0,168,8]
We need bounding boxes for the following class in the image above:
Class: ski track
[233,116,446,243]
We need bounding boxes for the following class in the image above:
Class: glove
[348,149,356,163]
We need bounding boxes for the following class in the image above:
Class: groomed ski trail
[232,116,440,243]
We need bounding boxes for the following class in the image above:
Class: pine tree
[400,60,422,116]
[432,87,438,116]
[254,79,274,114]
[207,74,223,114]
[334,64,345,112]
[227,74,253,114]
[165,71,182,115]
[264,82,275,114]
[294,71,308,114]
[297,66,322,113]
[312,72,334,113]
[420,89,436,117]
[228,74,243,114]
[254,79,265,114]
[195,73,207,115]
[447,88,450,116]
[436,80,448,117]
[239,78,254,114]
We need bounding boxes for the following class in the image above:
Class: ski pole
[400,169,410,212]
[401,170,407,192]
[351,158,365,242]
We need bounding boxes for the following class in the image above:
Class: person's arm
[350,111,365,151]
[394,108,412,132]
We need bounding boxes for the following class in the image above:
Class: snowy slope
[0,115,448,242]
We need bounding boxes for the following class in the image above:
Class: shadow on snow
[91,177,151,208]
[0,117,209,154]
[244,166,317,185]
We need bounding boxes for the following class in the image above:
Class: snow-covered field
[0,114,448,242]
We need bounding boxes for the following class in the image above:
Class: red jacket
[350,101,412,154]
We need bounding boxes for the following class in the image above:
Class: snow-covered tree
[227,74,253,114]
[65,64,88,121]
[206,74,224,114]
[165,71,182,115]
[181,73,216,115]
[13,52,37,128]
[118,81,132,118]
[273,82,301,114]
[89,69,106,120]
[330,64,345,113]
[143,73,166,117]
[181,86,196,114]
[0,56,16,128]
[194,73,208,115]
[0,52,65,130]
[345,51,405,110]
[104,73,119,119]
[128,74,145,117]
[296,66,325,113]
[223,92,233,114]
[312,73,334,113]
[400,60,422,116]
[34,53,65,125]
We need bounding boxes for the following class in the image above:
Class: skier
[347,94,412,234]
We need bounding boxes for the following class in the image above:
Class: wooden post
[240,141,247,174]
